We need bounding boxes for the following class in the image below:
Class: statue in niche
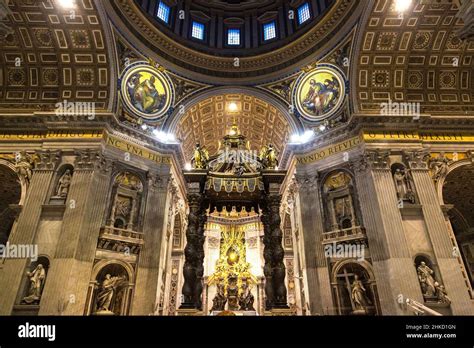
[239,281,255,311]
[259,144,278,169]
[192,143,209,169]
[351,274,372,313]
[55,169,72,198]
[435,282,451,304]
[393,168,415,204]
[95,274,127,315]
[417,261,436,298]
[334,196,353,229]
[211,282,227,311]
[22,264,46,304]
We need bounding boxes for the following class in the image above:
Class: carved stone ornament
[295,173,319,191]
[75,149,99,170]
[404,150,430,170]
[365,150,391,170]
[35,150,61,171]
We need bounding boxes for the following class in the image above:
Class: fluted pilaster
[0,151,60,314]
[406,151,472,314]
[39,151,112,315]
[351,151,422,314]
[294,173,329,314]
[132,172,171,315]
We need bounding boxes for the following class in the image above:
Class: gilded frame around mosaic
[293,64,347,123]
[119,61,174,121]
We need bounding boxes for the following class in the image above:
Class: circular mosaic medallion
[120,62,173,120]
[293,65,346,122]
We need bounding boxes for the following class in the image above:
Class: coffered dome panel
[174,94,292,161]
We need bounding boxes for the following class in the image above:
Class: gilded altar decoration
[192,143,210,169]
[259,144,279,170]
[208,224,257,311]
[120,62,173,120]
[293,65,346,122]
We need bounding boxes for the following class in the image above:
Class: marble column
[0,151,60,314]
[132,172,170,315]
[351,151,422,315]
[294,173,332,315]
[405,151,473,315]
[39,150,112,315]
[180,193,204,310]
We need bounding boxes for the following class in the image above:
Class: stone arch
[164,86,303,162]
[0,160,24,244]
[441,161,474,286]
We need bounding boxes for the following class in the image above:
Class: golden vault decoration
[293,64,346,123]
[119,61,174,121]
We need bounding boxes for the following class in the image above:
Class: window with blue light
[191,21,205,40]
[157,1,171,24]
[263,21,277,41]
[297,3,311,25]
[227,28,241,45]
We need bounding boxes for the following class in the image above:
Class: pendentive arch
[163,86,304,162]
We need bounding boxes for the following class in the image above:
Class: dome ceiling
[133,0,337,57]
[107,0,361,80]
[190,0,279,11]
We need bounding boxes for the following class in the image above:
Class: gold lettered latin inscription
[105,134,171,165]
[296,136,362,165]
[363,130,474,143]
[0,130,104,141]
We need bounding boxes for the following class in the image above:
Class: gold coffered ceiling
[0,0,111,111]
[356,0,474,115]
[174,94,291,161]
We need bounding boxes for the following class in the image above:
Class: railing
[99,226,145,245]
[322,226,367,244]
